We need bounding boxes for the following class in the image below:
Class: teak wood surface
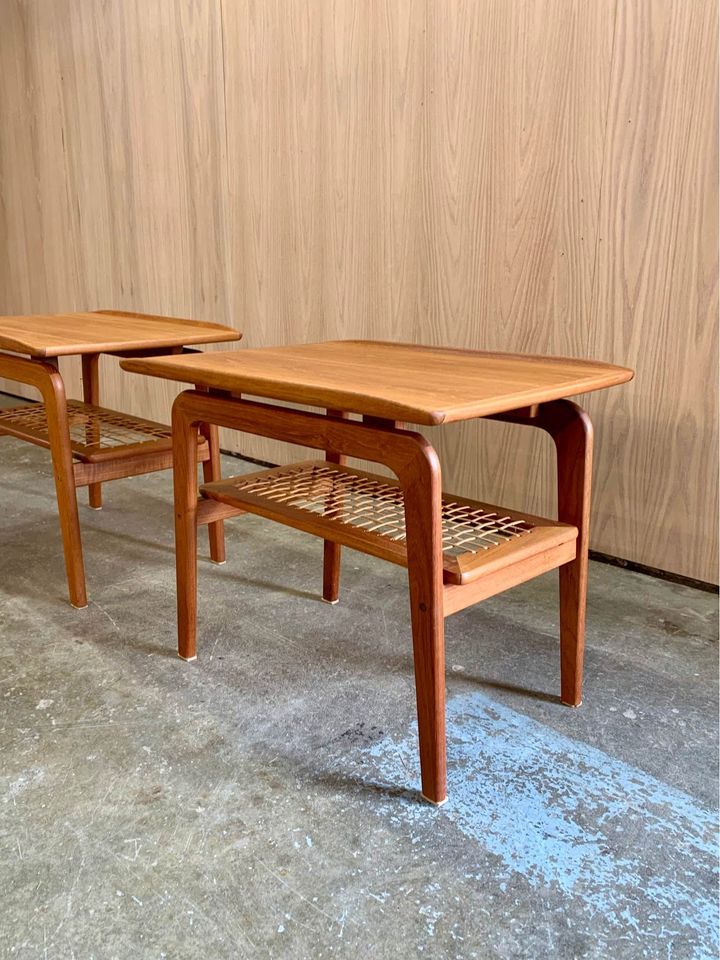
[123,341,631,804]
[0,311,239,607]
[121,341,633,425]
[0,310,240,357]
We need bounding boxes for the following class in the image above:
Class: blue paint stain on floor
[362,693,719,960]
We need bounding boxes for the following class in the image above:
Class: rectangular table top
[0,310,241,357]
[121,340,633,425]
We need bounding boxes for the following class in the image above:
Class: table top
[0,310,241,357]
[121,340,633,425]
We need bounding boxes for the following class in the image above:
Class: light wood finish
[0,354,87,608]
[196,384,226,565]
[201,460,577,586]
[0,352,218,607]
[199,420,226,565]
[0,1,715,582]
[72,450,210,489]
[401,431,447,805]
[0,398,178,461]
[121,342,632,426]
[134,343,626,802]
[169,388,452,802]
[491,402,592,705]
[0,309,237,605]
[554,405,592,707]
[172,394,203,662]
[0,311,239,357]
[81,354,102,508]
[443,540,577,617]
[323,409,349,604]
[586,0,719,583]
[166,389,459,652]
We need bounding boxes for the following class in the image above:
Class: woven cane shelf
[0,400,176,462]
[201,460,577,586]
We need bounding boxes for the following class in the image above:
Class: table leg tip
[561,699,582,708]
[71,602,89,610]
[421,793,448,807]
[321,597,340,605]
[178,654,198,662]
[210,559,227,566]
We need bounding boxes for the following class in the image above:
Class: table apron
[170,390,585,618]
[171,390,439,480]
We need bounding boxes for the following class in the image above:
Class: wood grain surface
[120,341,632,425]
[586,0,719,583]
[0,311,239,356]
[0,0,716,580]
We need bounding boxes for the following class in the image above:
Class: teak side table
[122,341,633,804]
[0,310,240,608]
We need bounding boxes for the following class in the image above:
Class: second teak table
[0,310,240,608]
[122,341,633,804]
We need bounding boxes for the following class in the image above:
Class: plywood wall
[0,0,717,582]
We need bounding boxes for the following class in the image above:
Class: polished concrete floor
[0,409,718,959]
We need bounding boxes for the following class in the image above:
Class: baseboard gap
[588,550,718,594]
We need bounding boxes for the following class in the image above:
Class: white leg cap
[421,793,448,807]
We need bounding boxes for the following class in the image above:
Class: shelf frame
[168,388,593,805]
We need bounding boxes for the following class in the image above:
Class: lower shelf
[0,399,175,462]
[201,460,577,586]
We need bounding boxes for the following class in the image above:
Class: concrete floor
[0,407,718,959]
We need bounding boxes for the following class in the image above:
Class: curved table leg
[170,390,448,802]
[551,402,593,707]
[489,400,593,706]
[401,440,447,804]
[0,352,87,608]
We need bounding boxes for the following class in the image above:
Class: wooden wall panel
[224,0,323,351]
[423,0,615,521]
[587,0,719,582]
[0,0,717,581]
[221,0,428,465]
[0,0,230,417]
[0,3,80,318]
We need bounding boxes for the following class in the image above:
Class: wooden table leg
[0,352,88,608]
[552,401,593,707]
[172,394,201,660]
[81,353,102,509]
[199,421,226,564]
[46,366,88,609]
[322,409,349,604]
[401,441,447,805]
[168,391,448,801]
[487,400,593,707]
